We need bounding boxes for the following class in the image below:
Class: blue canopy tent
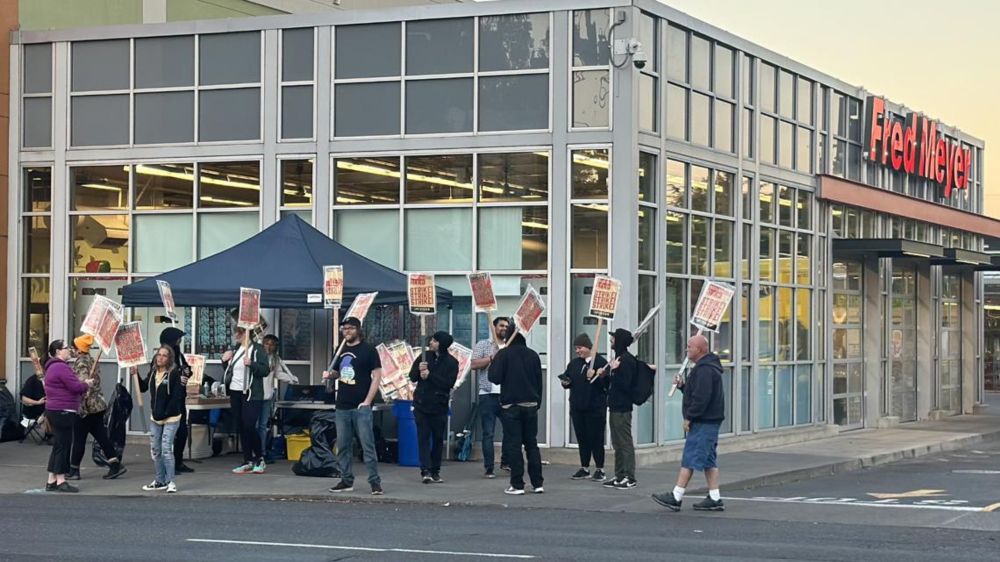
[121,214,452,309]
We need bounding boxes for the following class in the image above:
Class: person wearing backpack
[559,334,609,482]
[652,334,726,512]
[603,328,638,490]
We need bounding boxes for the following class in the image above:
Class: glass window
[71,165,129,211]
[572,70,610,128]
[714,170,734,216]
[665,211,686,274]
[777,366,794,427]
[405,78,473,134]
[742,108,752,159]
[796,191,811,230]
[637,12,657,69]
[666,159,686,207]
[797,77,812,124]
[848,98,862,141]
[198,161,260,208]
[335,209,399,268]
[796,288,811,359]
[690,92,710,146]
[759,182,775,224]
[666,25,686,82]
[71,95,128,146]
[778,70,794,119]
[714,44,733,98]
[690,35,710,91]
[690,165,710,213]
[198,212,258,258]
[714,219,733,278]
[714,99,733,152]
[796,127,812,173]
[405,208,472,270]
[479,13,550,72]
[281,85,313,139]
[405,154,473,204]
[832,92,846,136]
[665,277,686,363]
[24,216,51,274]
[742,55,753,104]
[779,120,794,169]
[198,88,261,142]
[848,144,861,181]
[334,82,400,137]
[135,36,194,89]
[832,138,846,176]
[638,207,654,271]
[759,297,774,362]
[279,308,313,361]
[478,207,547,270]
[22,98,52,148]
[335,23,400,79]
[741,176,752,220]
[23,278,49,356]
[796,365,812,424]
[334,156,400,205]
[134,163,194,209]
[134,214,193,273]
[666,84,686,140]
[71,40,129,91]
[571,204,607,269]
[199,32,260,85]
[281,28,314,82]
[777,287,792,361]
[479,74,548,132]
[759,63,775,113]
[23,43,52,94]
[797,234,812,285]
[478,152,548,203]
[571,149,609,199]
[741,223,752,278]
[638,152,656,203]
[406,18,474,75]
[639,73,657,132]
[280,159,313,208]
[572,9,610,66]
[134,92,194,144]
[760,227,774,282]
[71,215,129,272]
[23,168,52,213]
[778,185,793,227]
[760,115,775,165]
[690,215,709,275]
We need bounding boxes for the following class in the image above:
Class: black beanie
[432,331,454,351]
[573,333,593,349]
[610,328,634,352]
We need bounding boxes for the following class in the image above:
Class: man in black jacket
[560,334,610,482]
[488,329,544,495]
[409,331,458,484]
[604,328,638,489]
[652,334,726,512]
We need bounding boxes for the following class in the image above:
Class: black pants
[571,409,606,469]
[229,393,263,464]
[414,410,447,475]
[500,405,543,490]
[47,411,78,475]
[70,410,117,469]
[174,408,188,462]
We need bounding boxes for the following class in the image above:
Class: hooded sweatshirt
[159,327,190,373]
[681,352,726,423]
[43,358,89,412]
[138,365,186,423]
[562,353,609,413]
[488,333,543,407]
[607,329,638,413]
[409,331,459,415]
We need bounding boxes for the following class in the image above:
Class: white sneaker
[142,481,167,492]
[166,482,177,494]
[532,486,545,494]
[504,486,525,495]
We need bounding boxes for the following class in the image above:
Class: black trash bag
[0,386,23,443]
[292,410,341,478]
[93,382,133,467]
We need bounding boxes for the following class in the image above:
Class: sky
[660,0,999,218]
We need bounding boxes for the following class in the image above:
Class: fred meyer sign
[864,96,972,198]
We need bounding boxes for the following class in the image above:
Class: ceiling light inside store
[81,183,123,192]
[199,196,254,207]
[132,165,260,191]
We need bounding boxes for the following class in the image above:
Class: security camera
[633,48,648,70]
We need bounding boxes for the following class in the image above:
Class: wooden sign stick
[668,328,703,397]
[88,349,103,379]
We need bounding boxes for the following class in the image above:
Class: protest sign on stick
[668,281,735,397]
[114,322,147,369]
[185,354,206,396]
[408,273,437,363]
[468,272,501,347]
[237,287,261,329]
[586,275,621,376]
[449,342,473,390]
[157,280,177,324]
[81,296,123,353]
[325,292,380,381]
[508,285,545,345]
[29,347,43,375]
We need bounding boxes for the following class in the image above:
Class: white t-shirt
[229,347,248,392]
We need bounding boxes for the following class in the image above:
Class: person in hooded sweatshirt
[560,334,610,482]
[158,327,195,474]
[652,334,726,512]
[604,328,639,490]
[408,331,458,484]
[488,325,544,495]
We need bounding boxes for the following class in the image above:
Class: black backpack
[631,360,656,406]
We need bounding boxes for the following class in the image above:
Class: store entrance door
[889,264,918,422]
[939,273,962,412]
[832,260,864,429]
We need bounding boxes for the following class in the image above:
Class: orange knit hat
[73,334,94,353]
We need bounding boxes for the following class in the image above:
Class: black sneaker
[500,464,511,473]
[570,468,590,480]
[103,462,128,480]
[55,482,79,493]
[651,492,682,512]
[65,468,81,481]
[430,474,443,484]
[693,496,725,511]
[614,478,638,489]
[421,471,432,484]
[602,478,620,488]
[45,482,57,492]
[329,481,354,493]
[175,463,195,474]
[370,483,384,496]
[484,469,496,479]
[591,469,607,482]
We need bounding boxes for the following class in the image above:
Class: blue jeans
[335,407,380,486]
[479,394,506,471]
[150,421,179,485]
[257,399,274,459]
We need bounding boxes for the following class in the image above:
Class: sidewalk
[2,395,997,514]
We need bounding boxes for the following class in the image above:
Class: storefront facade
[7,0,995,448]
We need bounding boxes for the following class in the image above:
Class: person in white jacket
[260,335,299,462]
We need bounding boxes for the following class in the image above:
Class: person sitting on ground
[132,345,186,494]
[68,334,126,481]
[19,366,49,440]
[409,331,459,484]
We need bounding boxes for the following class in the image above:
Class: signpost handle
[328,308,340,393]
[88,349,103,379]
[132,371,144,408]
[419,315,428,365]
[668,328,703,397]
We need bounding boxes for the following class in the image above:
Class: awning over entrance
[832,238,945,259]
[930,248,994,267]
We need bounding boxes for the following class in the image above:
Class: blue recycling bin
[392,400,420,467]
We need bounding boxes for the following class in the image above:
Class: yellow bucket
[286,432,311,462]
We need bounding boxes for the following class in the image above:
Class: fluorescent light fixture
[133,164,260,191]
[81,183,122,192]
[199,196,254,207]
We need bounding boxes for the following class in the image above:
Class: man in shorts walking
[651,334,725,512]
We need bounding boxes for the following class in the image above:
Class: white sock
[709,489,721,501]
[673,486,685,501]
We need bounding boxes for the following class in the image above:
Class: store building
[7,0,998,450]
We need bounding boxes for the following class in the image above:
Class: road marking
[867,489,948,500]
[726,496,985,513]
[186,539,535,559]
[952,469,1000,475]
[984,503,1000,513]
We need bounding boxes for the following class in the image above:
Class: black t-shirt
[20,374,45,419]
[332,342,381,410]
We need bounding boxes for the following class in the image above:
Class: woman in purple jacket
[43,339,93,492]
